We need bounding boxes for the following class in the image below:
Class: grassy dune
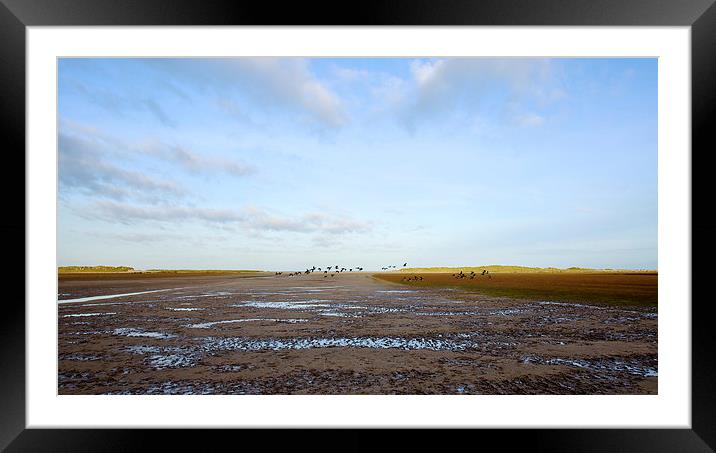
[144,269,261,274]
[374,271,657,307]
[399,265,654,274]
[58,268,264,281]
[58,266,135,273]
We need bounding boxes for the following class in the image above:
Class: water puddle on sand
[58,287,186,304]
[79,301,132,307]
[148,354,196,369]
[200,336,479,351]
[139,381,220,395]
[60,354,103,361]
[217,365,243,372]
[320,312,361,317]
[123,345,198,369]
[232,300,371,318]
[362,306,409,314]
[488,308,525,316]
[124,345,162,354]
[538,301,608,310]
[113,327,176,339]
[522,355,657,377]
[186,318,309,329]
[282,286,345,290]
[197,291,233,297]
[62,312,116,318]
[233,300,333,310]
[375,290,418,294]
[415,311,482,316]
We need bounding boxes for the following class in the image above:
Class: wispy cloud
[86,200,246,225]
[245,207,372,235]
[134,140,254,177]
[60,121,254,185]
[81,200,372,236]
[332,66,372,82]
[59,133,185,203]
[301,213,372,235]
[410,58,553,98]
[141,99,176,127]
[69,81,176,128]
[514,112,546,127]
[399,58,559,130]
[86,231,184,243]
[147,58,347,128]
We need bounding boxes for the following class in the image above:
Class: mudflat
[58,272,657,395]
[58,272,271,299]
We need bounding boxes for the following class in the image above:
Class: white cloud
[300,79,345,127]
[60,121,254,184]
[148,58,346,128]
[409,59,445,86]
[400,58,560,130]
[59,133,185,203]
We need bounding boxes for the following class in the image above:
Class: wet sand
[58,273,657,394]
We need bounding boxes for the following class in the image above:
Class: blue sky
[57,58,657,271]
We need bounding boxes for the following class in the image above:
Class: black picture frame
[4,0,714,451]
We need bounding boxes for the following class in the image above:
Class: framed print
[5,0,715,450]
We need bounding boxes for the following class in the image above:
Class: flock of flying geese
[275,265,365,278]
[275,262,408,278]
[273,264,493,281]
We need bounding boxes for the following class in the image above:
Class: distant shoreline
[59,265,656,274]
[58,269,266,281]
[58,266,262,274]
[398,265,656,274]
